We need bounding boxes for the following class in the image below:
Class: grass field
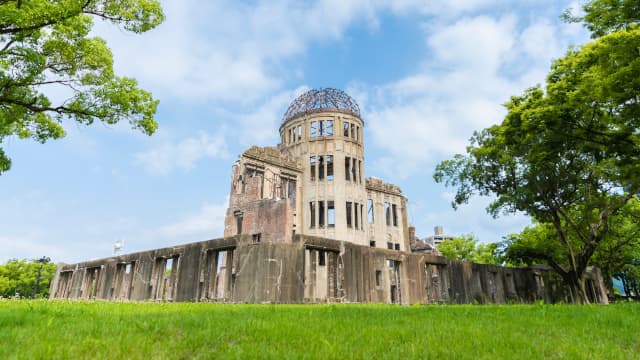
[0,300,638,359]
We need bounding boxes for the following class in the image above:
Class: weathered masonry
[50,235,608,304]
[50,88,608,304]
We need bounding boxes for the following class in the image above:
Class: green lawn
[0,300,638,359]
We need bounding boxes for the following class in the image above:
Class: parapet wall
[49,235,608,304]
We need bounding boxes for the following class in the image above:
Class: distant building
[424,226,454,248]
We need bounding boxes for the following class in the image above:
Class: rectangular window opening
[310,202,316,228]
[310,156,316,181]
[394,243,400,251]
[235,212,243,234]
[328,201,335,227]
[351,123,355,139]
[360,204,364,230]
[375,270,381,287]
[351,158,356,184]
[387,242,393,250]
[252,233,261,243]
[319,201,325,228]
[326,120,334,136]
[370,241,376,247]
[343,121,349,137]
[356,126,359,141]
[392,204,398,226]
[319,251,326,266]
[346,202,353,228]
[297,126,302,141]
[310,121,317,137]
[368,199,374,224]
[318,155,325,180]
[326,155,334,180]
[345,156,351,181]
[287,179,296,199]
[354,202,359,229]
[358,160,362,183]
[385,202,391,226]
[318,120,325,136]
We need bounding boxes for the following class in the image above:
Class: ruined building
[49,89,608,304]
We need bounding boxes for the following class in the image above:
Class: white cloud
[90,0,447,103]
[427,15,516,72]
[230,86,309,146]
[134,130,229,175]
[519,20,562,61]
[364,13,587,180]
[159,201,228,239]
[0,232,68,264]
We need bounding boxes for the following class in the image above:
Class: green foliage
[0,0,164,174]
[434,2,640,303]
[502,223,563,267]
[0,259,56,298]
[437,234,501,265]
[0,301,638,359]
[564,0,640,38]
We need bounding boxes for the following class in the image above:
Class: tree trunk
[566,271,590,304]
[621,276,630,297]
[602,269,615,299]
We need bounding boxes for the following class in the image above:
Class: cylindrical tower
[279,88,368,246]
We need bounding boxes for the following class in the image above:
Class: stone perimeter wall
[49,235,608,304]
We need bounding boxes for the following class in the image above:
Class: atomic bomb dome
[282,88,361,126]
[49,88,608,306]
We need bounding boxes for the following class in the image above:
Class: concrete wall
[50,235,608,304]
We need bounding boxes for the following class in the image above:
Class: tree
[0,0,164,173]
[438,234,501,265]
[434,2,640,303]
[503,199,640,298]
[590,197,640,296]
[564,0,640,38]
[502,223,565,268]
[616,261,640,297]
[0,258,57,298]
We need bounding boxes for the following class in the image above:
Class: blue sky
[0,0,591,263]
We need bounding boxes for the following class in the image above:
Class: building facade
[224,88,409,252]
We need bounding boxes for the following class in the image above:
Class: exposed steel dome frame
[281,88,361,127]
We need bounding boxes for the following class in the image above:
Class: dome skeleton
[282,88,361,125]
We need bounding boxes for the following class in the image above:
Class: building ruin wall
[49,235,608,304]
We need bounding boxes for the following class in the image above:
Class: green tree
[591,197,640,296]
[502,223,563,267]
[503,199,640,298]
[616,262,640,297]
[438,234,501,265]
[0,258,57,298]
[564,0,640,38]
[0,0,164,173]
[434,2,640,303]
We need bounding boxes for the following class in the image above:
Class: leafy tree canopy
[434,1,640,302]
[437,234,502,265]
[0,258,56,298]
[0,0,164,173]
[564,0,640,38]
